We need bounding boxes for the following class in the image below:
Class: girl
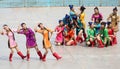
[107,7,120,33]
[72,15,87,43]
[94,18,101,35]
[55,20,64,46]
[107,22,117,45]
[96,22,110,48]
[91,7,103,23]
[79,6,86,29]
[86,22,96,47]
[34,23,62,61]
[17,23,42,61]
[0,24,26,62]
[69,5,76,20]
[64,24,77,46]
[63,14,71,25]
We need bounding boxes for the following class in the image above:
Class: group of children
[0,5,119,62]
[55,5,120,48]
[0,23,62,62]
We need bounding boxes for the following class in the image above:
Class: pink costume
[55,26,64,43]
[3,30,17,48]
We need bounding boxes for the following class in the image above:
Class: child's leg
[9,48,14,62]
[50,47,62,60]
[113,36,117,44]
[66,40,74,46]
[86,41,91,46]
[89,38,95,47]
[42,48,48,61]
[78,30,84,43]
[82,28,87,41]
[96,35,104,48]
[34,46,42,60]
[109,36,114,46]
[15,47,26,59]
[26,48,30,61]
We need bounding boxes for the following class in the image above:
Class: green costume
[76,19,83,35]
[99,28,110,45]
[86,28,96,41]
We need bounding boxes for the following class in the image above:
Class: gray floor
[0,7,120,69]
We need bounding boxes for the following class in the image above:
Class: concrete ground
[0,7,120,69]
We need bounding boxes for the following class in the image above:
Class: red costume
[108,28,117,45]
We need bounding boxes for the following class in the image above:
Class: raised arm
[34,24,38,32]
[0,30,2,35]
[17,25,21,33]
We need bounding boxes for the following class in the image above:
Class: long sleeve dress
[55,26,64,43]
[36,28,53,49]
[3,30,17,49]
[107,13,119,32]
[79,12,86,29]
[99,28,110,44]
[86,28,96,42]
[18,28,37,48]
[91,13,103,22]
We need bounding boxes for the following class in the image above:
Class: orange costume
[36,28,53,49]
[64,29,75,42]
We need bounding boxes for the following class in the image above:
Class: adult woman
[107,7,120,33]
[17,23,42,61]
[0,24,26,62]
[34,23,62,61]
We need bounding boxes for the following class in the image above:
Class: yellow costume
[79,12,86,29]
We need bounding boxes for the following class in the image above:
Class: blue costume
[94,23,101,34]
[69,5,76,20]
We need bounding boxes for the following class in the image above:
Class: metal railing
[0,0,119,8]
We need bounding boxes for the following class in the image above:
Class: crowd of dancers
[0,5,119,62]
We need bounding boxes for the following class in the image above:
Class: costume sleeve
[107,14,112,20]
[18,29,24,34]
[87,29,90,37]
[2,30,7,35]
[55,26,58,32]
[36,29,43,33]
[99,13,103,19]
[46,28,53,32]
[28,28,35,36]
[91,14,94,21]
